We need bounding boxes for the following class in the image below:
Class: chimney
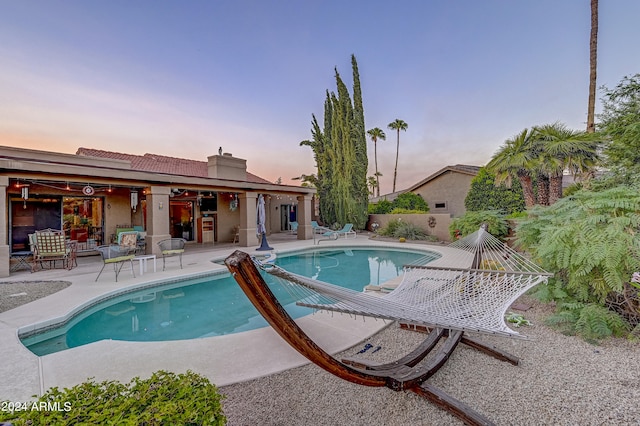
[207,152,247,181]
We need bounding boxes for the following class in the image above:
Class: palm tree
[534,123,599,203]
[387,119,408,193]
[486,128,537,208]
[367,176,378,196]
[587,0,598,133]
[367,127,386,196]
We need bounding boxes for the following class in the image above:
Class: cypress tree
[300,56,368,228]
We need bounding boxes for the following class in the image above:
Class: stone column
[296,194,314,240]
[146,186,171,256]
[0,176,9,277]
[238,192,259,247]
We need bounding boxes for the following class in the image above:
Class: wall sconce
[159,202,163,210]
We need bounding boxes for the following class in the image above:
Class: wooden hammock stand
[225,250,523,426]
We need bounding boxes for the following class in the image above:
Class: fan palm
[486,128,537,208]
[388,119,408,193]
[534,123,600,203]
[367,127,386,196]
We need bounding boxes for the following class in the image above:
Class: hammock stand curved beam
[226,250,507,426]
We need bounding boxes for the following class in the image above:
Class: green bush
[378,219,431,240]
[368,193,429,214]
[368,198,393,214]
[389,208,427,214]
[448,210,509,240]
[517,185,640,340]
[465,167,525,215]
[392,192,429,212]
[0,370,226,425]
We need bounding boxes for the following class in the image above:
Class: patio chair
[118,231,141,254]
[32,229,73,270]
[158,238,186,270]
[95,245,136,282]
[317,224,356,244]
[311,220,331,234]
[289,221,298,234]
[231,225,240,244]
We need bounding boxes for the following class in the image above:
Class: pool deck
[0,233,460,401]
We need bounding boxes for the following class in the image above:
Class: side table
[133,254,157,276]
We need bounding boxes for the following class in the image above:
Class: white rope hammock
[263,227,552,339]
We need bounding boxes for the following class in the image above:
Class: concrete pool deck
[0,233,459,401]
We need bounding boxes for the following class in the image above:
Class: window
[434,202,447,209]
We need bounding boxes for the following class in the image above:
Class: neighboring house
[0,145,315,277]
[372,164,480,218]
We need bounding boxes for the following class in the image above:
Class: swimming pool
[21,247,439,356]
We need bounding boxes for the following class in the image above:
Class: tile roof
[76,148,272,184]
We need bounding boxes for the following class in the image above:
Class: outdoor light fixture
[131,191,139,212]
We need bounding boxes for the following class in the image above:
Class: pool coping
[0,235,459,401]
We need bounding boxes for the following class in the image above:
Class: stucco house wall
[374,165,480,218]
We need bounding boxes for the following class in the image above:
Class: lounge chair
[225,227,553,425]
[158,238,186,270]
[95,245,136,282]
[311,221,331,234]
[319,223,356,242]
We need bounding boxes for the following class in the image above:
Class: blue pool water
[22,248,439,356]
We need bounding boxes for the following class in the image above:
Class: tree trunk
[374,140,380,197]
[587,0,598,133]
[518,173,536,208]
[549,174,564,204]
[392,131,400,193]
[536,173,550,206]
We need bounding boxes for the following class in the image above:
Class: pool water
[22,248,438,356]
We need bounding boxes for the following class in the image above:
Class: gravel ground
[2,282,638,425]
[220,296,640,426]
[0,280,70,313]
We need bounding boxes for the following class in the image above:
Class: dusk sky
[1,1,639,194]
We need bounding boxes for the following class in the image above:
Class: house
[372,164,480,217]
[0,145,315,277]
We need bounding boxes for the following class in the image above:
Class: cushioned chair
[33,228,73,270]
[157,238,186,270]
[95,245,136,282]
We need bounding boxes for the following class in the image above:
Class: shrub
[389,208,427,214]
[392,192,429,212]
[0,370,226,425]
[448,210,509,240]
[518,185,640,340]
[368,198,393,214]
[368,193,429,214]
[379,219,430,240]
[465,167,525,214]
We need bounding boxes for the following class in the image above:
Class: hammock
[262,227,552,338]
[224,227,553,425]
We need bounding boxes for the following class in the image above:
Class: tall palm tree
[587,0,598,133]
[534,123,599,203]
[367,127,386,196]
[387,119,408,193]
[486,128,537,208]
